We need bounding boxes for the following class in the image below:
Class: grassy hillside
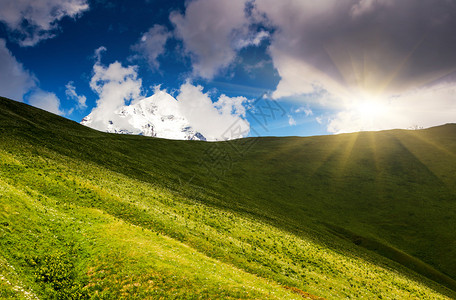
[1,96,455,299]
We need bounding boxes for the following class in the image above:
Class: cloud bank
[255,0,456,99]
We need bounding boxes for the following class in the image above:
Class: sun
[356,99,386,119]
[350,92,389,121]
[336,92,393,132]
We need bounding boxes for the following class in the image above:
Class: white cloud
[0,0,89,46]
[28,89,64,116]
[288,115,296,126]
[132,24,171,69]
[234,30,269,50]
[214,94,247,117]
[327,83,456,133]
[170,0,253,79]
[88,57,143,131]
[65,81,87,109]
[0,39,36,101]
[176,82,250,140]
[93,46,107,62]
[295,106,313,117]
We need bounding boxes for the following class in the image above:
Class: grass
[1,96,456,299]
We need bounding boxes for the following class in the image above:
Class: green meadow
[1,96,455,299]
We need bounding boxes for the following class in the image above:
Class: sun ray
[306,135,346,177]
[399,129,456,190]
[392,135,448,190]
[333,131,361,180]
[365,131,391,201]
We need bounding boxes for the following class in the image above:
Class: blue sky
[1,0,455,139]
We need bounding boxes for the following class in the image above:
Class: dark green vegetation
[1,96,455,299]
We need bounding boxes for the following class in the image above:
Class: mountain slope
[1,96,456,299]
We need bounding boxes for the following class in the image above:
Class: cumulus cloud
[176,82,250,140]
[87,54,143,131]
[132,24,171,69]
[170,0,255,79]
[28,89,65,116]
[0,39,36,101]
[0,0,89,46]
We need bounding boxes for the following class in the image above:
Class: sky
[1,0,456,140]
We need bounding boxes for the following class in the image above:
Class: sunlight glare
[354,95,388,120]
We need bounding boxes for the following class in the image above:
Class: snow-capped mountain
[81,91,206,141]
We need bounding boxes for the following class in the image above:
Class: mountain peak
[81,92,206,141]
